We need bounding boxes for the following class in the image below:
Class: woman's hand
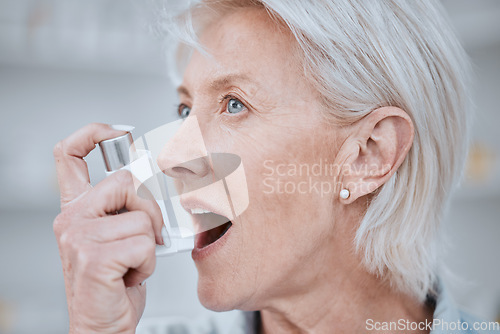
[52,123,164,333]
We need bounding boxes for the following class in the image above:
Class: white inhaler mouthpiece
[98,132,194,256]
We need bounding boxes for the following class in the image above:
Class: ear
[336,107,414,204]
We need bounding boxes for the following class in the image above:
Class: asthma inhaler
[98,132,194,256]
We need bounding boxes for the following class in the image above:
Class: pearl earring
[339,188,350,199]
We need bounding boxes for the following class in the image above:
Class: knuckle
[58,229,77,250]
[76,245,97,270]
[53,212,72,238]
[52,214,65,237]
[53,140,66,158]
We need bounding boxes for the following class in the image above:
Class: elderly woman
[52,0,489,333]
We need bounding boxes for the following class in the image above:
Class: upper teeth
[190,208,212,214]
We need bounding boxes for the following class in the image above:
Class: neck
[259,273,433,334]
[257,211,434,334]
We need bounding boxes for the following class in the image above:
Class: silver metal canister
[98,132,133,173]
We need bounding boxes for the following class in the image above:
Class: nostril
[171,166,196,176]
[160,156,211,179]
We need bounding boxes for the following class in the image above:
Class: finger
[81,170,164,244]
[104,235,156,287]
[82,211,155,244]
[54,123,127,207]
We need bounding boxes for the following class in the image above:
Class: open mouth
[195,220,233,249]
[194,215,233,249]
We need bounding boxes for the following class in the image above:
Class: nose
[157,115,211,180]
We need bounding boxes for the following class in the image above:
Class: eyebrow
[177,73,257,98]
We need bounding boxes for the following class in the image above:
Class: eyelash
[177,94,248,118]
[220,94,243,106]
[218,94,232,104]
[220,94,249,116]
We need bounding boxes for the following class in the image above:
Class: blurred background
[0,0,499,333]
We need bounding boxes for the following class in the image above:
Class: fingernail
[161,226,169,246]
[110,124,135,132]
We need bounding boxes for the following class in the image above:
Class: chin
[197,276,242,312]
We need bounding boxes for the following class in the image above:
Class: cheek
[201,114,340,259]
[234,121,337,251]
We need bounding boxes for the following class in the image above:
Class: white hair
[156,0,472,302]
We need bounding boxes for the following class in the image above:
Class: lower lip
[191,224,233,261]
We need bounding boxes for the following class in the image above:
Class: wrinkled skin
[157,9,345,312]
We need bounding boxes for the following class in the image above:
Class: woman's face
[158,8,348,311]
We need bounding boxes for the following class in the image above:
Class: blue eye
[178,104,191,118]
[226,98,246,114]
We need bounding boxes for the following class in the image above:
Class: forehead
[182,8,306,95]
